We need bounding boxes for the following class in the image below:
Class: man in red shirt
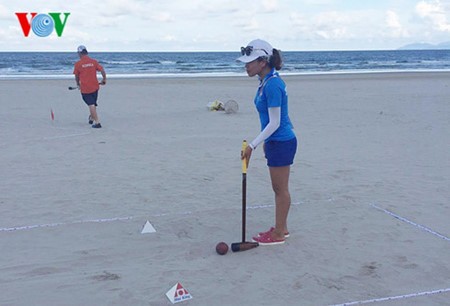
[73,45,106,128]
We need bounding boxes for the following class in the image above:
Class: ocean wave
[101,60,149,65]
[158,60,177,65]
[1,50,450,78]
[99,60,183,65]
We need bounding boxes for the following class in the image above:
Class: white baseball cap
[77,45,87,53]
[236,39,273,63]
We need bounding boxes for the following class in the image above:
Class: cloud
[97,0,141,17]
[262,0,279,13]
[234,17,260,32]
[386,10,402,28]
[0,4,9,19]
[385,10,409,37]
[287,7,418,50]
[314,11,352,39]
[2,0,450,52]
[151,12,173,23]
[290,10,372,41]
[162,34,177,42]
[416,0,440,18]
[416,0,450,32]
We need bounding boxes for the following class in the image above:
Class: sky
[1,0,450,52]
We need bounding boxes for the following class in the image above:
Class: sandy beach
[1,72,449,306]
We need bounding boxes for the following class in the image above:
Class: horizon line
[2,48,450,53]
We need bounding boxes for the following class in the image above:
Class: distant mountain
[399,42,450,50]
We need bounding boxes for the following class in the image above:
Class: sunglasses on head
[240,46,269,56]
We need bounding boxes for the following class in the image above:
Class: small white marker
[141,220,156,234]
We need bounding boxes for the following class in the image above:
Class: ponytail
[269,49,283,70]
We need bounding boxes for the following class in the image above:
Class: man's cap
[77,45,87,53]
[236,39,273,63]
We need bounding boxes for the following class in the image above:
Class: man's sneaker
[92,123,102,128]
[88,115,93,124]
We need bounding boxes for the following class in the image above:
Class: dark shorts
[82,91,98,106]
[264,137,297,167]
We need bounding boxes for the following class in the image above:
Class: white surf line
[329,287,450,306]
[370,203,450,243]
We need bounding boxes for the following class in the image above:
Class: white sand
[0,72,449,305]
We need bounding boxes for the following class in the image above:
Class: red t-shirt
[73,56,104,94]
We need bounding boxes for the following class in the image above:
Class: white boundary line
[0,216,134,232]
[330,202,450,305]
[0,213,193,233]
[248,201,302,210]
[2,200,449,304]
[0,202,302,233]
[329,287,450,305]
[370,203,450,243]
[43,132,91,140]
[0,131,91,147]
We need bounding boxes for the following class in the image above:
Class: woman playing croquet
[237,39,297,246]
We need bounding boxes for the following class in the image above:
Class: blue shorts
[264,137,297,167]
[82,91,98,106]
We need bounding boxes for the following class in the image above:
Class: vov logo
[15,13,70,37]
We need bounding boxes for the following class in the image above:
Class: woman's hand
[241,146,253,167]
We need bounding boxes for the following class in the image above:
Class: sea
[1,49,450,79]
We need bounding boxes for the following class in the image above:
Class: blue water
[1,50,450,79]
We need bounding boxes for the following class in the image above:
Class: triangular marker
[166,283,192,304]
[141,220,156,234]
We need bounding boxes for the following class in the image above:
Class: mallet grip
[241,140,247,174]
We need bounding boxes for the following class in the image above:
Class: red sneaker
[258,227,290,238]
[252,233,285,245]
